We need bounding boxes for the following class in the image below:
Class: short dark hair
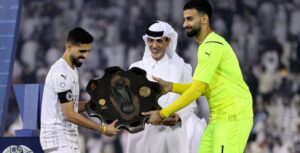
[66,27,93,45]
[183,0,213,19]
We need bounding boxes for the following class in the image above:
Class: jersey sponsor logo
[60,74,67,80]
[205,51,211,57]
[2,145,33,153]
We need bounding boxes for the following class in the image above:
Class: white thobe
[126,55,206,153]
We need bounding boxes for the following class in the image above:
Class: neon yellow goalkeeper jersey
[193,32,253,119]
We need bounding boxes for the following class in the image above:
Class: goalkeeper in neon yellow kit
[143,0,253,153]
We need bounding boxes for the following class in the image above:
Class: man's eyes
[79,50,89,53]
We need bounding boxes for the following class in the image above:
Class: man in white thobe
[126,21,206,153]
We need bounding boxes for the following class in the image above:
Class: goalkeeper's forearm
[172,83,192,94]
[160,80,207,118]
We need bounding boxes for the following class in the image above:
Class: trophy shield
[85,66,163,133]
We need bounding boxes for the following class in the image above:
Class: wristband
[101,125,107,134]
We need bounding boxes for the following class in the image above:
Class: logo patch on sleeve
[66,91,73,101]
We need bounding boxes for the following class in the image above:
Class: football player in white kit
[40,27,119,153]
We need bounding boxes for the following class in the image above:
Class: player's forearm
[160,86,201,118]
[160,80,206,118]
[78,102,87,113]
[172,83,192,94]
[64,111,99,131]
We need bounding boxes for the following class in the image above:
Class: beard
[71,55,84,67]
[185,27,200,38]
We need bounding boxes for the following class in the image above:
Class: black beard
[186,28,200,38]
[71,56,83,67]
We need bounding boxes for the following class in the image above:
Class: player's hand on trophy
[152,76,172,94]
[162,113,180,126]
[100,119,120,136]
[142,110,163,125]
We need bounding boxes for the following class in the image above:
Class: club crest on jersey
[60,82,66,88]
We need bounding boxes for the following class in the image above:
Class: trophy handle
[119,117,148,133]
[126,125,145,133]
[85,103,104,124]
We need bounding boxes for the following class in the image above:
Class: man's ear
[66,42,72,51]
[201,15,209,25]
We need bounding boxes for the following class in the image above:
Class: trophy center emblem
[139,86,151,97]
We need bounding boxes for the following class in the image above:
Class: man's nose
[82,52,90,58]
[183,20,188,28]
[151,41,158,48]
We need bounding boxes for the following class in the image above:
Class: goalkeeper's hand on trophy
[162,113,180,126]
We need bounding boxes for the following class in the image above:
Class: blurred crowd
[5,0,300,153]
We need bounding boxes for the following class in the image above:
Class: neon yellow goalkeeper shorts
[198,117,253,153]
